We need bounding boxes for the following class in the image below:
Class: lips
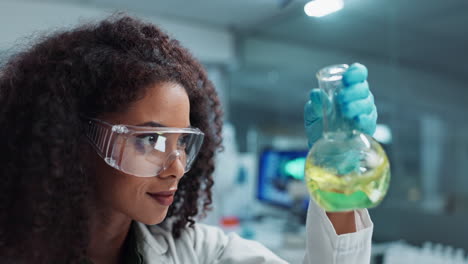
[147,190,176,206]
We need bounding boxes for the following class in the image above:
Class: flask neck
[321,86,354,137]
[317,64,353,137]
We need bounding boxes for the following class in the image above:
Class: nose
[158,151,185,179]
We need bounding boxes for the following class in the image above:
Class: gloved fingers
[309,88,323,105]
[304,89,323,125]
[305,124,323,148]
[304,101,322,126]
[355,109,378,135]
[343,63,368,86]
[341,95,374,119]
[305,89,325,147]
[338,81,369,103]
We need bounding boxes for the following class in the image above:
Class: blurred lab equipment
[374,241,468,264]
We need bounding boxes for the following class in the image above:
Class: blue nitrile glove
[304,63,377,148]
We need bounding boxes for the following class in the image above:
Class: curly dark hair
[0,14,223,263]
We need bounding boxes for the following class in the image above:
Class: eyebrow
[137,121,165,127]
[137,121,191,129]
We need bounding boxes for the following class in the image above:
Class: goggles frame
[82,117,205,177]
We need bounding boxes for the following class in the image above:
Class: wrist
[326,211,357,235]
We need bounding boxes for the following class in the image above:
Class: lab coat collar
[133,221,169,257]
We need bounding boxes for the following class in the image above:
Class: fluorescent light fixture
[373,124,392,144]
[304,0,344,17]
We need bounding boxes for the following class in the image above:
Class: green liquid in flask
[306,64,391,212]
[305,137,390,211]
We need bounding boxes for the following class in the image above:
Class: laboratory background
[1,0,467,263]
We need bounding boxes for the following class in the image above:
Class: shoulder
[135,219,229,246]
[146,221,229,246]
[137,221,287,263]
[137,221,231,263]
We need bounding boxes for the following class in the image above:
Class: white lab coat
[133,199,373,264]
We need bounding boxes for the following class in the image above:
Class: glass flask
[305,64,390,212]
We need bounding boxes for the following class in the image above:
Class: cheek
[92,161,169,224]
[94,162,140,205]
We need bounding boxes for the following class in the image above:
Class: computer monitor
[257,149,310,211]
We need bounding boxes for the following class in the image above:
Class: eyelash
[134,134,188,151]
[137,134,158,144]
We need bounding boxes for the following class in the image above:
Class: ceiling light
[304,0,344,17]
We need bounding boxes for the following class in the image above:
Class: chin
[136,210,168,225]
[146,217,166,225]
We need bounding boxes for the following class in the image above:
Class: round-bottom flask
[305,64,390,212]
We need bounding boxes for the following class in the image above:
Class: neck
[87,205,132,264]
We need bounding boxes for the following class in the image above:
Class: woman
[0,14,376,263]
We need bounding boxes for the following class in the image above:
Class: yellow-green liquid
[305,150,390,212]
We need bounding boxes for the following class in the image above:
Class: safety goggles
[82,117,204,177]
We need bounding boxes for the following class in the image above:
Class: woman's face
[92,82,191,225]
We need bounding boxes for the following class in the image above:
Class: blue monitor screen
[257,149,310,209]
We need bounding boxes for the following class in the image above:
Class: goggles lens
[84,118,204,177]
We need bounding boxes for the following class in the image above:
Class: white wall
[0,0,235,65]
